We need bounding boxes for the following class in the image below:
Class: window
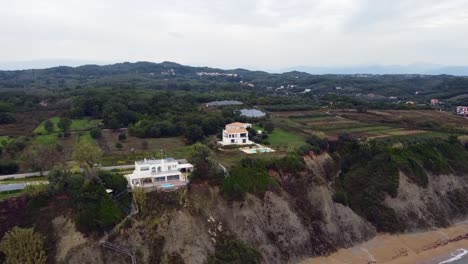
[231,139,235,143]
[151,167,156,173]
[140,166,149,171]
[155,177,165,182]
[167,175,179,181]
[157,166,161,172]
[142,178,152,184]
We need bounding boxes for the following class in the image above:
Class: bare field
[0,111,59,136]
[271,110,331,118]
[332,109,468,131]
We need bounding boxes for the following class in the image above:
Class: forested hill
[0,61,467,104]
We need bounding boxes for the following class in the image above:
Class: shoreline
[301,222,468,264]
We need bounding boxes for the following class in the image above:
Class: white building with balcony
[218,122,253,146]
[125,158,193,190]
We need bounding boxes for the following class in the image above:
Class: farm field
[332,109,468,132]
[267,129,307,150]
[0,110,58,136]
[98,129,193,166]
[271,110,429,140]
[34,117,102,134]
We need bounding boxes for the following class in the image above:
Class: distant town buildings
[430,99,439,105]
[197,72,238,77]
[456,106,468,116]
[161,69,175,75]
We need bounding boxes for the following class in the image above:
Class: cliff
[61,152,468,263]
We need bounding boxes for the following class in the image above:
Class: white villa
[219,122,252,146]
[125,158,193,190]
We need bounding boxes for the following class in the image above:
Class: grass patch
[79,132,96,144]
[0,176,48,184]
[33,134,58,145]
[0,189,24,201]
[268,129,306,149]
[35,117,101,135]
[0,136,13,147]
[100,137,193,166]
[70,118,102,131]
[34,117,61,134]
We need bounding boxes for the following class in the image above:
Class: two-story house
[125,158,193,190]
[219,122,252,146]
[457,106,468,116]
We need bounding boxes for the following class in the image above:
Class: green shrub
[98,171,128,191]
[306,135,328,153]
[118,133,127,141]
[0,227,47,264]
[332,192,348,206]
[222,165,277,201]
[0,161,19,175]
[208,236,262,264]
[90,127,102,139]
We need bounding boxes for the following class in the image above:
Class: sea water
[438,249,468,264]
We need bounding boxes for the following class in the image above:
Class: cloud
[0,0,467,69]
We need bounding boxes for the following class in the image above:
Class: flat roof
[136,157,178,165]
[205,100,243,106]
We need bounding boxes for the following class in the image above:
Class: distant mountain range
[1,60,468,76]
[282,64,468,76]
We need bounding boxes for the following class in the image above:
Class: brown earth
[0,110,59,136]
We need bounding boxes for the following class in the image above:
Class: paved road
[0,165,135,180]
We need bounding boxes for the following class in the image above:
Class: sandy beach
[301,222,468,264]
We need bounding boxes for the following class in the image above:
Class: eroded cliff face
[61,153,468,264]
[385,172,468,231]
[179,152,376,263]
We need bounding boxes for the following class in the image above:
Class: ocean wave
[438,248,468,264]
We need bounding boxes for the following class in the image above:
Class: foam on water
[438,249,468,264]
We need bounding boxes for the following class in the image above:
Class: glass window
[140,166,149,171]
[167,175,179,181]
[155,177,165,182]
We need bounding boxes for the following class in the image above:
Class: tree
[0,227,47,264]
[263,122,274,133]
[89,127,102,139]
[189,143,221,182]
[0,112,16,124]
[43,120,55,134]
[118,133,127,141]
[132,187,147,212]
[115,142,123,150]
[72,141,103,177]
[23,145,60,176]
[185,125,205,144]
[57,117,72,132]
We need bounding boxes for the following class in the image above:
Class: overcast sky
[1,0,467,70]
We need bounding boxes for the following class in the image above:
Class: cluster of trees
[332,136,468,232]
[47,169,124,233]
[70,89,245,143]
